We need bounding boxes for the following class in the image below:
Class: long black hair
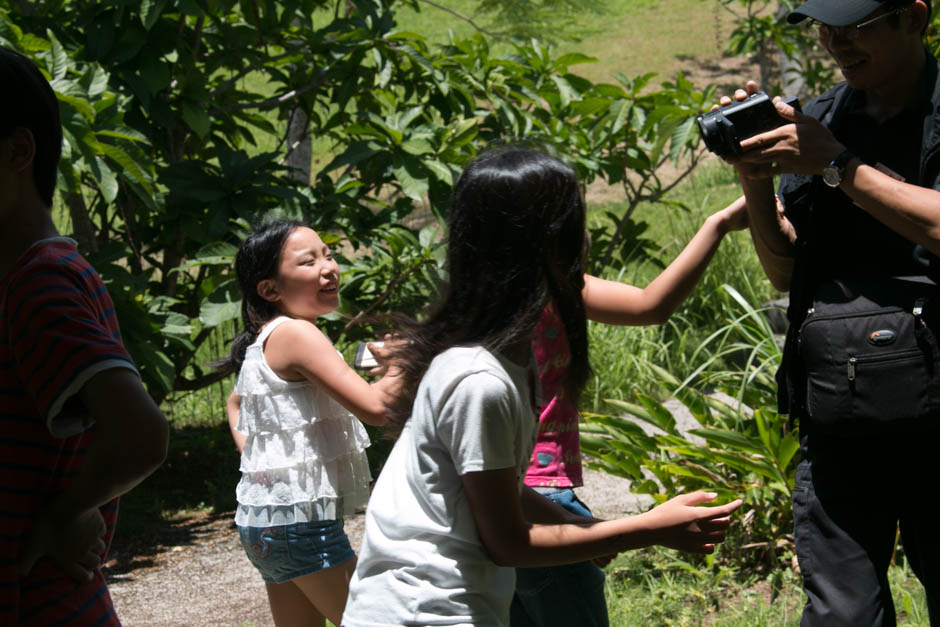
[386,148,591,434]
[217,219,305,374]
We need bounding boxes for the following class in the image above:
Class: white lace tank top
[233,316,372,527]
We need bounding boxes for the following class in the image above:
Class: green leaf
[688,428,764,455]
[140,0,168,31]
[56,93,96,123]
[199,280,241,327]
[93,157,119,203]
[549,75,579,109]
[46,29,68,81]
[96,142,153,193]
[162,312,193,337]
[424,159,453,186]
[635,391,678,435]
[776,434,801,473]
[401,138,433,156]
[181,101,211,138]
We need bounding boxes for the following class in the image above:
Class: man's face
[815,5,920,92]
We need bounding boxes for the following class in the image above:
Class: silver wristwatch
[822,149,854,188]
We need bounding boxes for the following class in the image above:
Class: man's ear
[1,127,36,174]
[257,279,280,303]
[910,0,930,35]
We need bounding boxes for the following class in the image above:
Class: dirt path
[105,468,644,626]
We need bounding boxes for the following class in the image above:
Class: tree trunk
[285,107,312,185]
[67,192,99,253]
[778,1,805,97]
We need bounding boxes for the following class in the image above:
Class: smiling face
[258,226,340,322]
[817,3,926,95]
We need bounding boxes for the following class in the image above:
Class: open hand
[19,507,107,582]
[645,491,742,554]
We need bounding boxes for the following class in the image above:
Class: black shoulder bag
[797,275,940,431]
[789,88,940,432]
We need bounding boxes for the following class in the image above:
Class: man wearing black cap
[720,0,940,624]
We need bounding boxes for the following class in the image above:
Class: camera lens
[697,110,734,157]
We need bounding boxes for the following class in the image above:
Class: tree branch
[341,264,420,334]
[209,48,306,100]
[173,369,232,392]
[414,0,501,39]
[210,75,328,114]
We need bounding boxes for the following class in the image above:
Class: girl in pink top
[513,196,748,627]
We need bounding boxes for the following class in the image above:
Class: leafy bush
[3,0,724,404]
[581,284,798,574]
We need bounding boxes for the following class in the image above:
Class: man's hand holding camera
[713,81,847,181]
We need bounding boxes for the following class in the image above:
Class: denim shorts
[237,519,355,584]
[512,488,608,627]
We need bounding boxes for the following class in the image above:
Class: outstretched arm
[584,196,747,326]
[462,468,741,568]
[19,368,169,581]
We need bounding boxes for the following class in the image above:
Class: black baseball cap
[787,0,929,25]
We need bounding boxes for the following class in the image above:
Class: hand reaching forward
[643,491,743,554]
[19,506,107,582]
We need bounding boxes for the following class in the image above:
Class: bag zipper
[845,348,924,382]
[799,305,906,354]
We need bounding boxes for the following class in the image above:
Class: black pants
[794,429,940,626]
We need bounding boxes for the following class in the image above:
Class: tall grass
[583,160,778,411]
[603,546,931,625]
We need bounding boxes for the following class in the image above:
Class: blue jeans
[237,519,355,584]
[510,488,608,627]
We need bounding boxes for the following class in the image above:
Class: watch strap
[823,149,854,187]
[831,149,854,171]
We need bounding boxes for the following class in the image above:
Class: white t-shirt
[343,346,538,627]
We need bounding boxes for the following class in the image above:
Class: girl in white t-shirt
[221,220,399,627]
[342,148,743,627]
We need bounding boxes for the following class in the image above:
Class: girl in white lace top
[221,220,398,627]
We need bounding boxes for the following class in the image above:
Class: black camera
[697,92,801,158]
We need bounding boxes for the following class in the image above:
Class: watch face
[822,166,840,187]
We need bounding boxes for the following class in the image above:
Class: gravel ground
[106,467,646,626]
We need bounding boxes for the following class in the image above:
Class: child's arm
[264,318,398,426]
[583,196,747,326]
[227,391,246,453]
[462,468,741,568]
[19,368,169,581]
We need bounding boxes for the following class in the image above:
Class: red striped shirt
[1,238,135,625]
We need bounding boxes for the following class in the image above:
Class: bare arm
[264,319,397,426]
[462,468,741,568]
[227,391,246,453]
[738,177,797,291]
[19,368,169,580]
[583,196,748,325]
[839,159,940,255]
[520,485,594,525]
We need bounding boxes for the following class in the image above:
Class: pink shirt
[524,302,583,488]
